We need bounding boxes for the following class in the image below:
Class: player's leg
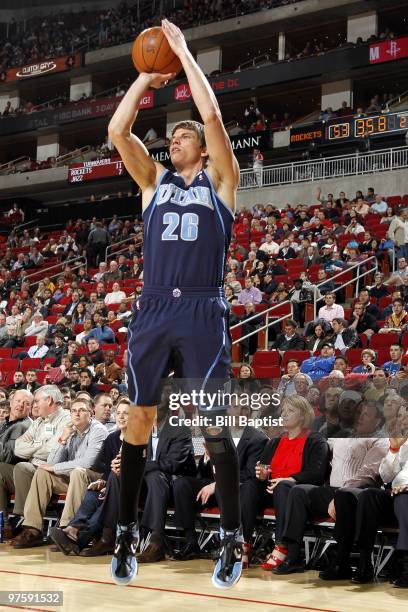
[111,302,172,585]
[178,297,243,588]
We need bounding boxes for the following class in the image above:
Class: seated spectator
[93,393,116,433]
[293,373,314,397]
[369,272,390,303]
[306,323,328,353]
[49,399,130,556]
[364,367,389,401]
[380,298,408,333]
[174,398,267,563]
[273,319,306,353]
[269,281,289,304]
[312,386,342,437]
[77,369,100,397]
[12,396,107,549]
[277,360,312,399]
[383,290,403,319]
[46,333,66,365]
[116,302,132,321]
[94,350,123,386]
[225,272,242,296]
[131,389,196,563]
[387,257,408,286]
[278,238,296,260]
[238,277,262,305]
[258,234,279,261]
[288,278,315,328]
[0,390,32,538]
[240,302,260,361]
[233,364,260,394]
[348,301,378,338]
[0,401,10,426]
[352,349,377,374]
[76,319,93,344]
[23,370,41,394]
[370,195,388,214]
[357,288,382,320]
[23,312,48,338]
[3,386,70,533]
[319,434,408,585]
[0,324,20,348]
[318,293,344,324]
[241,396,329,570]
[92,262,108,282]
[274,436,388,575]
[300,343,336,381]
[388,210,408,261]
[103,260,122,283]
[85,317,115,344]
[9,371,26,391]
[104,282,126,305]
[383,344,403,377]
[86,338,105,365]
[330,318,359,354]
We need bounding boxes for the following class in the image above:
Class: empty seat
[370,333,400,350]
[281,350,311,370]
[252,350,280,367]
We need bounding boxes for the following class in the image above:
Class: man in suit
[172,398,268,560]
[63,291,81,318]
[273,320,306,353]
[137,387,196,563]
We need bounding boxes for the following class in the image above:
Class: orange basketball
[132,26,182,76]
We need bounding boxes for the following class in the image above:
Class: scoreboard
[68,158,125,183]
[290,111,408,149]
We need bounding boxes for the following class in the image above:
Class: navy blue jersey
[142,169,234,289]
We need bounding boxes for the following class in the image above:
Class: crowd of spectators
[0,185,407,586]
[0,1,303,72]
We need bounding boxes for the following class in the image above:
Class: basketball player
[108,19,242,589]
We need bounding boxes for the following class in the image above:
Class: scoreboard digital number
[327,111,408,142]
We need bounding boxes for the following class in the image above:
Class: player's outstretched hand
[141,72,176,89]
[161,19,188,57]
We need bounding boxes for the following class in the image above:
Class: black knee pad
[198,408,237,463]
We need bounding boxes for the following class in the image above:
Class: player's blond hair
[171,120,206,148]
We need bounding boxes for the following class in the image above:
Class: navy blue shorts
[127,286,231,406]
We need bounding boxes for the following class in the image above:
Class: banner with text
[0,53,82,83]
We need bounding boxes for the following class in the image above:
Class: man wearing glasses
[12,395,108,548]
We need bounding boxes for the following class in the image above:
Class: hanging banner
[0,53,82,83]
[369,36,408,64]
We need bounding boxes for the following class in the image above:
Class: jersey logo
[156,183,214,210]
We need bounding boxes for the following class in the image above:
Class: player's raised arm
[162,20,240,199]
[108,72,174,190]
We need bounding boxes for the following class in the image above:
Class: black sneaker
[319,565,352,581]
[272,559,305,575]
[173,541,201,561]
[111,522,139,585]
[212,526,243,589]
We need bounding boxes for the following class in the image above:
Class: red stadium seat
[376,349,391,365]
[345,348,364,369]
[281,350,311,370]
[370,333,400,350]
[20,358,42,371]
[0,348,13,358]
[252,350,280,367]
[0,358,19,372]
[252,365,281,379]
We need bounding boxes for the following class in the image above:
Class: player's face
[169,129,205,168]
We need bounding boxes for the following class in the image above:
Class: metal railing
[239,146,408,190]
[312,256,378,319]
[24,255,87,287]
[105,236,143,262]
[230,300,293,350]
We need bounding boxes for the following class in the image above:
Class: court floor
[0,545,407,612]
